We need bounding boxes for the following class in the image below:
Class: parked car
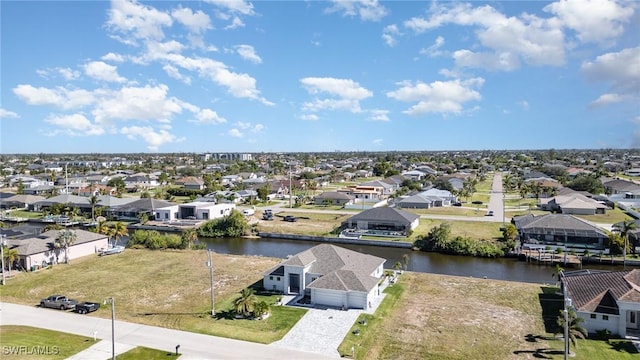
[262,209,273,221]
[75,302,100,314]
[486,210,494,216]
[283,215,297,222]
[40,295,77,310]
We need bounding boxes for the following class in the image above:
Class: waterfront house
[155,202,235,221]
[514,214,609,250]
[562,270,640,338]
[343,207,420,235]
[263,244,385,309]
[6,229,108,271]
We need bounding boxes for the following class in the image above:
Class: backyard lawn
[0,325,95,359]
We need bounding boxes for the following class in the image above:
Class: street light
[103,297,115,360]
[206,250,215,317]
[1,234,6,286]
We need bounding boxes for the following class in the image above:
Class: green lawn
[409,218,503,242]
[0,249,304,344]
[0,325,95,359]
[117,346,180,359]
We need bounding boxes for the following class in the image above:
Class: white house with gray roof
[263,244,385,309]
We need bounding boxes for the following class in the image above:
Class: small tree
[556,307,588,353]
[402,254,409,271]
[2,245,19,275]
[233,288,257,318]
[54,229,77,264]
[253,301,270,319]
[181,228,198,250]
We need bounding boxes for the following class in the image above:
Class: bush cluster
[413,223,505,258]
[127,230,187,250]
[197,210,249,238]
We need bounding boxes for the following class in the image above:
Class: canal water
[201,236,623,284]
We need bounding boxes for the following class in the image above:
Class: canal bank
[257,232,413,249]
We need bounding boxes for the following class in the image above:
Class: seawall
[257,232,413,249]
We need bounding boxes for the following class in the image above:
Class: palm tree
[88,195,101,221]
[233,288,257,318]
[552,264,564,286]
[402,254,410,271]
[54,229,77,264]
[618,220,638,268]
[556,307,588,353]
[2,245,19,275]
[113,222,128,246]
[181,228,198,250]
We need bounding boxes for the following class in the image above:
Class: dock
[522,249,582,266]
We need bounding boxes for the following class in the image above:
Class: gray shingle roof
[516,214,607,237]
[7,229,108,256]
[563,269,640,314]
[347,207,419,224]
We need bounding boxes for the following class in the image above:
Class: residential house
[396,188,455,209]
[175,176,206,191]
[539,193,608,215]
[1,194,45,211]
[562,270,640,338]
[359,180,395,196]
[514,214,609,250]
[6,229,109,271]
[402,170,427,181]
[263,244,385,309]
[76,184,116,197]
[155,202,235,221]
[342,207,420,235]
[314,192,355,206]
[110,198,176,220]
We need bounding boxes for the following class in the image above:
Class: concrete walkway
[271,280,389,358]
[1,302,333,360]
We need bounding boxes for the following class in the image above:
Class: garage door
[348,292,366,309]
[312,289,344,308]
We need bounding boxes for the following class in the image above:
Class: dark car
[283,215,297,222]
[486,210,494,216]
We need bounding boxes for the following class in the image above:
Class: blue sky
[1,0,638,153]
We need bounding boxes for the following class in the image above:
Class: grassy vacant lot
[256,211,350,236]
[409,218,503,242]
[339,272,638,360]
[117,346,180,359]
[0,249,305,344]
[574,207,633,225]
[0,325,94,359]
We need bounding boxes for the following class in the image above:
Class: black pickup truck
[75,302,101,314]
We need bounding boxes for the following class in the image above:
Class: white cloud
[171,7,211,33]
[405,3,566,70]
[162,64,191,84]
[517,100,530,110]
[589,93,630,107]
[228,128,243,137]
[58,67,81,80]
[44,113,104,136]
[101,52,125,62]
[13,85,95,110]
[300,114,319,121]
[420,36,446,57]
[543,0,634,44]
[300,77,373,114]
[582,46,640,92]
[382,24,400,47]
[373,139,383,145]
[194,108,226,124]
[224,16,245,30]
[120,125,183,151]
[325,0,388,22]
[0,108,19,119]
[92,84,182,124]
[107,0,173,43]
[206,0,255,16]
[252,123,265,133]
[386,78,484,116]
[84,61,127,83]
[368,109,389,122]
[235,45,262,64]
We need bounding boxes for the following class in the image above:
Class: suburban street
[0,302,335,360]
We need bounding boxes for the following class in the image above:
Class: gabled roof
[4,194,46,204]
[7,229,108,256]
[111,198,177,212]
[315,191,354,200]
[347,207,419,224]
[516,214,607,237]
[563,269,640,314]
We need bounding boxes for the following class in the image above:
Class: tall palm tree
[113,222,128,246]
[54,229,77,264]
[233,288,257,318]
[552,264,564,286]
[619,220,638,268]
[88,195,101,221]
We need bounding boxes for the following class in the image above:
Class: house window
[590,314,596,319]
[276,277,280,281]
[602,315,609,321]
[269,276,273,280]
[631,312,636,323]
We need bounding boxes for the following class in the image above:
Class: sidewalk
[66,340,135,360]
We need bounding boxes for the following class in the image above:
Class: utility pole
[207,250,215,317]
[1,235,6,286]
[289,165,293,209]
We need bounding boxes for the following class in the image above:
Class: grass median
[0,249,305,344]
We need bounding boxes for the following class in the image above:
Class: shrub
[593,328,612,341]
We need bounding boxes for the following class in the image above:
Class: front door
[289,273,300,293]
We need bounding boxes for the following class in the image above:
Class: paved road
[0,302,334,360]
